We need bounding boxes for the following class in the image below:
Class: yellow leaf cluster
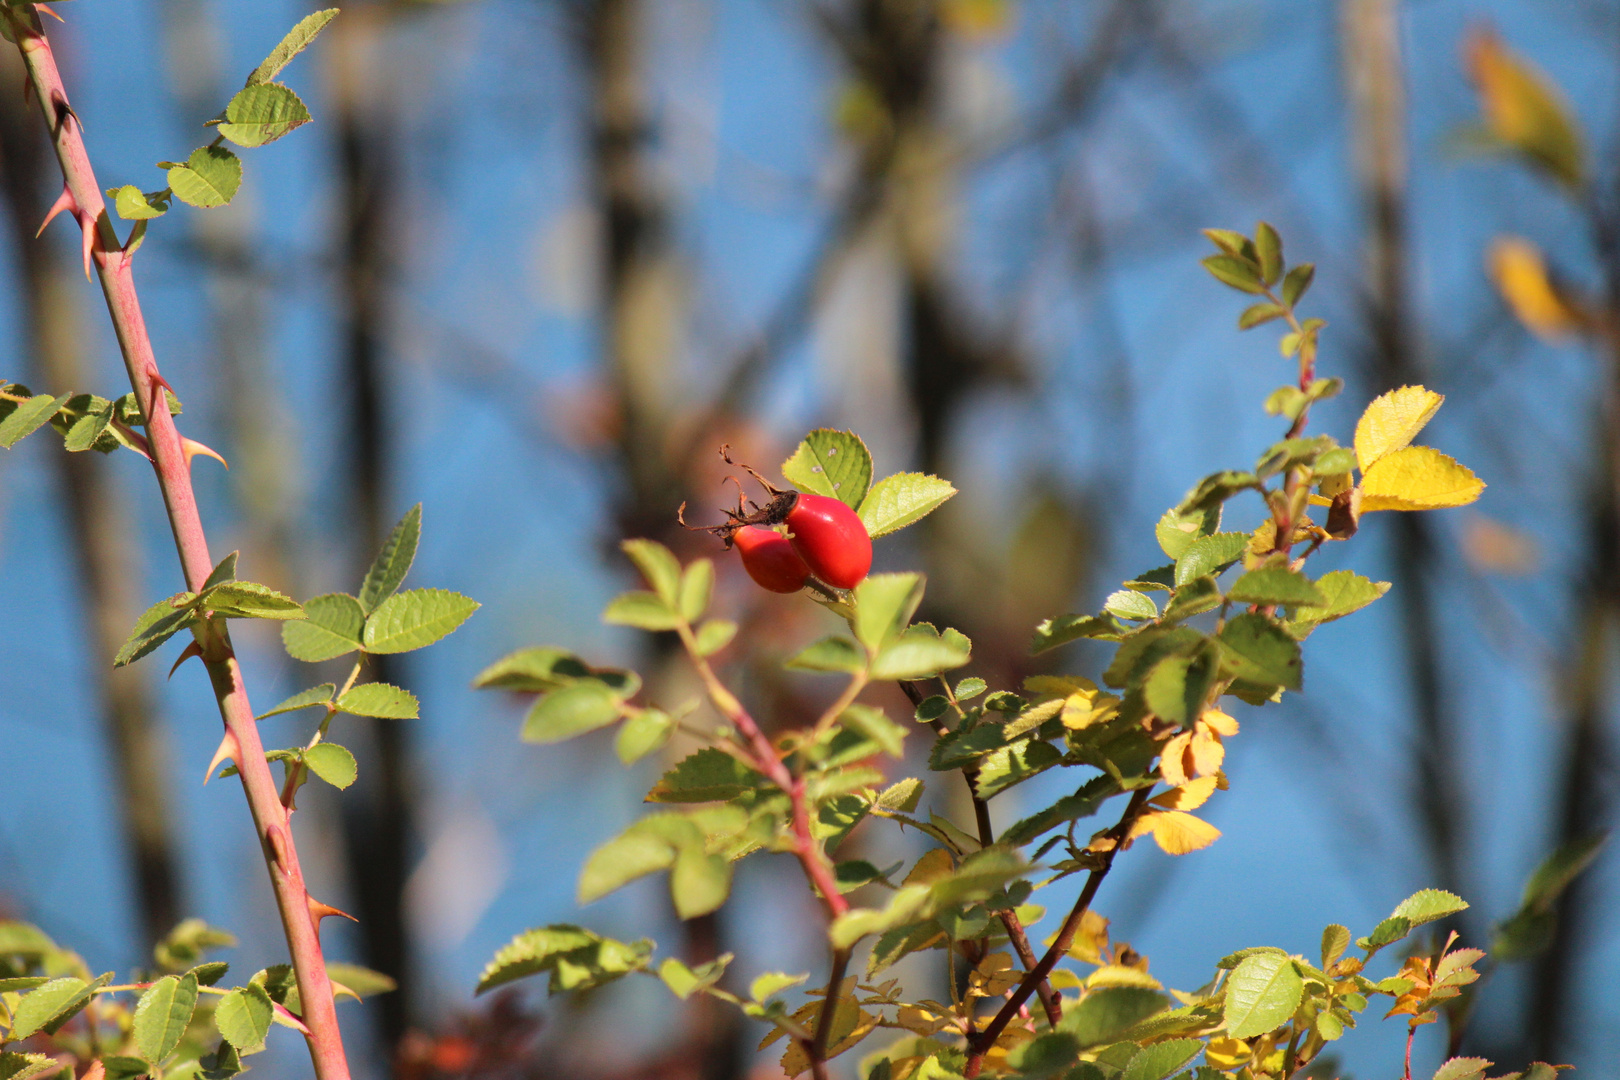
[1352,387,1484,514]
[770,982,879,1076]
[1150,773,1220,812]
[1489,237,1581,341]
[967,952,1020,998]
[1063,908,1111,965]
[1161,708,1237,785]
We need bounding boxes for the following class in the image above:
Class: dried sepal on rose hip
[680,446,873,592]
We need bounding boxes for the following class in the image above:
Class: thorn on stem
[182,436,228,470]
[307,896,358,942]
[79,210,93,279]
[35,183,73,238]
[168,641,203,680]
[203,728,240,786]
[36,4,65,23]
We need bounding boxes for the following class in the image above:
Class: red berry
[785,493,872,589]
[734,526,811,593]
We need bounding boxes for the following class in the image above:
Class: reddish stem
[3,11,350,1078]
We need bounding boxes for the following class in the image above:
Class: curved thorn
[203,728,241,786]
[36,4,65,22]
[182,436,228,470]
[35,183,73,237]
[307,897,358,943]
[167,640,203,680]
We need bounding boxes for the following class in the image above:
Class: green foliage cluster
[0,919,392,1080]
[469,228,1566,1080]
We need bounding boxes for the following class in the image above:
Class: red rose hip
[784,493,872,589]
[733,526,811,593]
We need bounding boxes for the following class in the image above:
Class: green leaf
[787,635,866,673]
[1177,471,1260,514]
[1161,576,1223,623]
[646,748,768,802]
[303,743,358,789]
[247,8,338,85]
[115,593,199,668]
[473,647,592,691]
[1227,567,1326,607]
[974,738,1062,799]
[218,82,311,147]
[579,825,678,904]
[751,971,809,1002]
[0,1053,60,1080]
[476,924,652,995]
[134,973,199,1061]
[363,588,479,653]
[359,503,420,614]
[1321,924,1351,969]
[1282,263,1315,307]
[1392,888,1469,927]
[1175,532,1248,586]
[187,961,230,987]
[1315,447,1356,475]
[62,399,114,452]
[9,976,88,1039]
[1057,986,1169,1048]
[258,684,335,719]
[853,573,924,651]
[1001,776,1116,847]
[324,962,396,1000]
[1121,1038,1203,1080]
[1285,571,1391,637]
[1008,1033,1080,1079]
[871,624,970,680]
[1104,589,1158,621]
[955,677,987,700]
[1521,833,1607,913]
[615,708,674,764]
[621,539,682,604]
[154,919,236,971]
[0,977,48,992]
[201,551,239,592]
[1253,221,1283,284]
[0,393,69,449]
[781,429,873,508]
[335,682,419,719]
[167,146,243,209]
[1143,644,1217,725]
[521,682,624,744]
[671,844,732,918]
[1223,952,1303,1039]
[693,619,737,656]
[678,559,714,622]
[201,580,305,620]
[109,184,171,220]
[214,983,273,1052]
[1217,614,1303,691]
[858,472,957,537]
[1201,254,1265,294]
[1239,302,1286,330]
[1031,614,1124,654]
[281,593,365,662]
[602,590,680,631]
[840,704,907,758]
[658,954,733,1000]
[1430,1060,1490,1080]
[1358,916,1412,952]
[1156,504,1221,560]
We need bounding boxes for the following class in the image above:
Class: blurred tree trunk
[571,3,739,1077]
[329,6,417,1062]
[1523,201,1620,1065]
[1340,0,1470,904]
[0,51,182,950]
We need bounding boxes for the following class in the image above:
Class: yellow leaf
[1188,728,1225,778]
[1354,385,1444,470]
[1085,964,1163,990]
[1360,445,1485,512]
[1489,237,1581,341]
[1130,810,1221,855]
[1024,674,1097,698]
[1201,708,1239,737]
[904,848,955,886]
[1062,689,1119,731]
[1151,774,1219,812]
[778,992,877,1076]
[1159,731,1193,786]
[1466,28,1584,189]
[1206,1036,1253,1070]
[897,1004,947,1035]
[1060,909,1110,965]
[1047,969,1085,990]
